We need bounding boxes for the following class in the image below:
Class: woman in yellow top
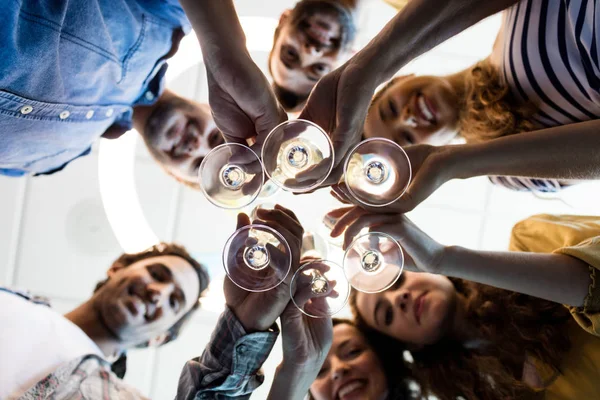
[327,206,600,400]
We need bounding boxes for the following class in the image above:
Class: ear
[279,9,291,25]
[148,332,169,347]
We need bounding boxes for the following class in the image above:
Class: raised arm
[330,207,592,307]
[332,119,600,213]
[177,0,286,144]
[299,0,518,182]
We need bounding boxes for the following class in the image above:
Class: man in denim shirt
[0,0,285,186]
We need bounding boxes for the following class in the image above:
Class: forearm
[178,0,248,61]
[267,364,318,400]
[442,246,590,307]
[450,120,600,180]
[354,0,517,84]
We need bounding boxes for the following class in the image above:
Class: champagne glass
[344,138,411,207]
[223,224,291,292]
[343,232,404,293]
[261,119,334,193]
[199,143,264,209]
[290,259,350,318]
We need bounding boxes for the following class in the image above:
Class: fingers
[330,207,366,238]
[256,208,303,240]
[343,213,395,249]
[236,213,251,230]
[330,188,351,204]
[274,204,300,223]
[324,206,354,220]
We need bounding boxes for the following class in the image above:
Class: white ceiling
[2,1,600,398]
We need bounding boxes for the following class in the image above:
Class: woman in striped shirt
[361,0,600,194]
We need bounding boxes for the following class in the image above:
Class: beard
[289,0,357,50]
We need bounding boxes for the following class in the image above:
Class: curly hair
[308,318,414,400]
[95,243,209,378]
[367,58,538,143]
[349,280,572,400]
[458,58,538,143]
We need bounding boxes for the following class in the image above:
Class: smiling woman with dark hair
[309,318,414,400]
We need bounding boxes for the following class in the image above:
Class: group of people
[2,0,600,399]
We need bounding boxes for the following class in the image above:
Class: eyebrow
[151,263,173,280]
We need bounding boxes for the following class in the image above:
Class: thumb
[330,122,361,169]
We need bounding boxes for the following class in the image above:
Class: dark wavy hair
[308,318,414,399]
[95,242,209,378]
[350,279,572,400]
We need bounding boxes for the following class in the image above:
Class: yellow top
[382,0,410,10]
[509,214,600,400]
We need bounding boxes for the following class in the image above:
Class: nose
[401,105,418,128]
[181,132,201,154]
[331,359,350,381]
[394,291,410,312]
[147,282,174,306]
[304,39,324,56]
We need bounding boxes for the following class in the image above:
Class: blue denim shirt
[0,0,190,176]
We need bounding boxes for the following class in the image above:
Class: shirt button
[106,108,114,117]
[238,345,246,354]
[59,110,70,120]
[20,105,33,115]
[85,110,94,119]
[145,91,155,101]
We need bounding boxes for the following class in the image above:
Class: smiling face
[270,1,356,109]
[354,272,458,347]
[140,94,224,185]
[93,255,201,346]
[310,323,388,400]
[364,75,461,146]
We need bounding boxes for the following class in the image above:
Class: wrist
[438,144,475,181]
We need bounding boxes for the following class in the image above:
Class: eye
[284,46,299,62]
[169,294,181,313]
[385,307,394,326]
[388,99,399,118]
[346,348,363,358]
[312,63,330,75]
[317,363,329,377]
[397,130,414,145]
[391,273,406,290]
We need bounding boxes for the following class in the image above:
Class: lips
[414,94,437,125]
[413,292,427,324]
[336,379,366,399]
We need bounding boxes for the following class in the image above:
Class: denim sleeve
[175,307,279,400]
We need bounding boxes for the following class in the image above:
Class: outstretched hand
[326,206,446,274]
[297,61,380,187]
[205,53,287,147]
[224,205,304,332]
[331,144,457,213]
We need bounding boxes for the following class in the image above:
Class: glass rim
[198,142,265,210]
[290,258,350,318]
[222,223,292,292]
[261,119,335,193]
[343,231,404,294]
[343,137,412,207]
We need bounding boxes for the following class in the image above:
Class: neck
[64,300,122,359]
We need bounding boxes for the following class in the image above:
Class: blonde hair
[458,58,538,143]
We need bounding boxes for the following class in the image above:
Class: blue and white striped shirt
[488,0,599,192]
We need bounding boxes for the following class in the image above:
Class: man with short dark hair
[0,206,311,399]
[0,242,208,398]
[269,0,359,112]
